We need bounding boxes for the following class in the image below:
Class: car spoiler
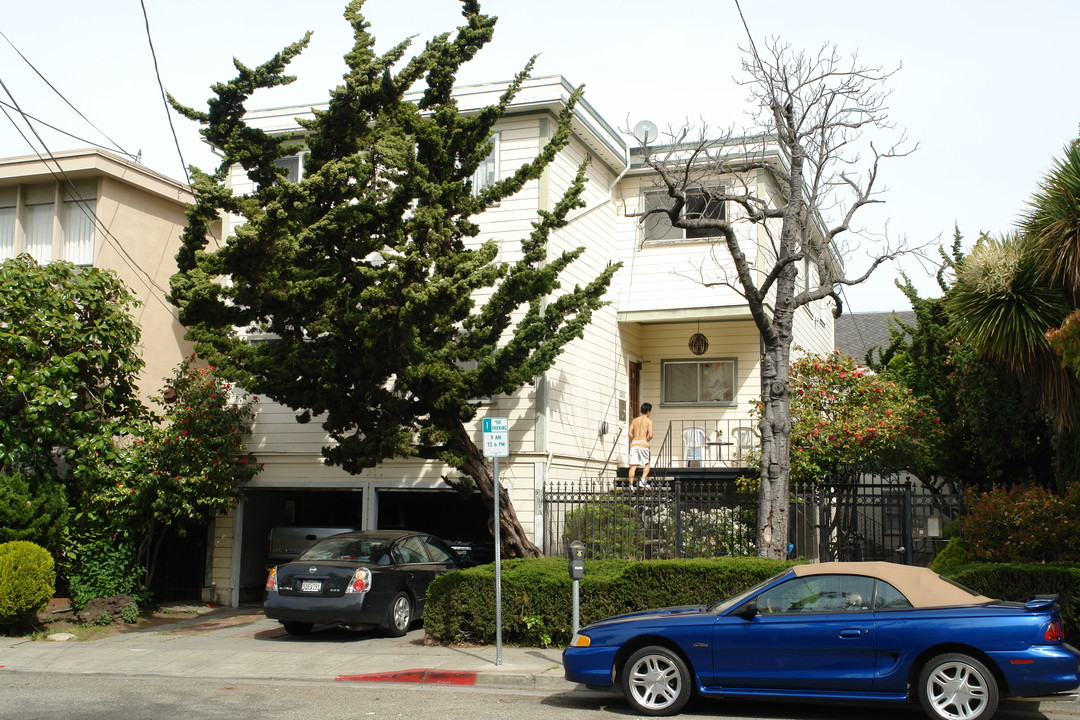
[1024,595,1059,611]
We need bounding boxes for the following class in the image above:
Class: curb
[336,669,478,685]
[334,667,577,692]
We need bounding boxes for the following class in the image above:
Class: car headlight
[569,633,591,647]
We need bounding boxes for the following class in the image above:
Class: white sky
[2,0,1077,313]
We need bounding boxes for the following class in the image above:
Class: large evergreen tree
[169,0,617,556]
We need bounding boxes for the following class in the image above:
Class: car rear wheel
[384,592,412,637]
[621,645,692,716]
[282,621,313,636]
[917,652,999,720]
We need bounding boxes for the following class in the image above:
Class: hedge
[944,563,1080,646]
[423,556,794,647]
[425,557,1079,648]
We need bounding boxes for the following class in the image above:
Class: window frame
[641,185,726,244]
[471,133,500,198]
[661,357,737,407]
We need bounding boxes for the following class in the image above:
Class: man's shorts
[628,445,651,466]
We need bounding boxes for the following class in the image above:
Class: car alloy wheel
[918,652,999,720]
[621,645,692,716]
[385,592,412,637]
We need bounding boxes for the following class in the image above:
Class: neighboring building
[833,310,916,365]
[0,149,197,404]
[1,148,210,598]
[206,76,837,605]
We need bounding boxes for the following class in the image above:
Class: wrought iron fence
[543,476,963,566]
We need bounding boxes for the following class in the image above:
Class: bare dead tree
[635,40,917,559]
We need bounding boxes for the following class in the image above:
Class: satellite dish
[633,120,658,144]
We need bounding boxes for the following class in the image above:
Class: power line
[0,76,176,314]
[0,100,133,157]
[138,0,190,185]
[0,28,136,162]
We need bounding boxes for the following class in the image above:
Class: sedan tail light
[265,568,278,591]
[345,567,372,594]
[1044,619,1064,643]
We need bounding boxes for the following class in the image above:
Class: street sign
[482,417,509,458]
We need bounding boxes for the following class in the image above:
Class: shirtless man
[627,403,653,488]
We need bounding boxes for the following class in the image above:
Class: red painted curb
[335,668,478,686]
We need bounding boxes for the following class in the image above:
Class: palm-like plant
[946,233,1075,428]
[1025,140,1080,304]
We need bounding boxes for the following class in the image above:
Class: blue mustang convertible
[562,562,1080,719]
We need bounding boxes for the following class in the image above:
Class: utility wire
[0,99,130,156]
[0,28,137,162]
[139,0,190,185]
[0,77,176,313]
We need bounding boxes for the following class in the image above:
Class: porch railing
[655,418,760,469]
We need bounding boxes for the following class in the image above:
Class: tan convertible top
[791,561,992,608]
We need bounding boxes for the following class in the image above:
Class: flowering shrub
[788,351,942,482]
[70,357,262,589]
[957,483,1080,563]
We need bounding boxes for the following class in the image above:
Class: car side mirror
[734,600,759,621]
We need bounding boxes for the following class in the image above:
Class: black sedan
[263,530,465,637]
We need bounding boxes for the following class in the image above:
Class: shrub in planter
[0,540,56,629]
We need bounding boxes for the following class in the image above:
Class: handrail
[655,422,673,474]
[598,427,624,477]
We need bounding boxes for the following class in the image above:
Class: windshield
[299,536,389,563]
[708,570,792,614]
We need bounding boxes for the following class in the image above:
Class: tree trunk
[757,337,794,559]
[454,423,542,558]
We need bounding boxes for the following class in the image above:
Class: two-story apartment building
[208,76,835,605]
[2,77,835,607]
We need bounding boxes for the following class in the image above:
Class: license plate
[300,580,322,592]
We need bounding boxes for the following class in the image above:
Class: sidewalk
[0,605,572,691]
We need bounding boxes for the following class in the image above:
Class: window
[873,580,912,610]
[61,180,96,266]
[663,358,735,405]
[471,134,499,195]
[0,187,15,260]
[642,187,725,242]
[23,184,55,263]
[754,574,875,614]
[273,154,302,183]
[0,180,97,265]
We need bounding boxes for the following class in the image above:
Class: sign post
[482,417,509,666]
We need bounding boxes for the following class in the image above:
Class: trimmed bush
[0,540,56,629]
[424,556,794,647]
[944,563,1080,646]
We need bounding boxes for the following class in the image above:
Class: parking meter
[569,541,585,634]
[569,541,585,579]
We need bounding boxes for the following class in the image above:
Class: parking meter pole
[568,540,585,636]
[571,579,580,635]
[493,455,502,666]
